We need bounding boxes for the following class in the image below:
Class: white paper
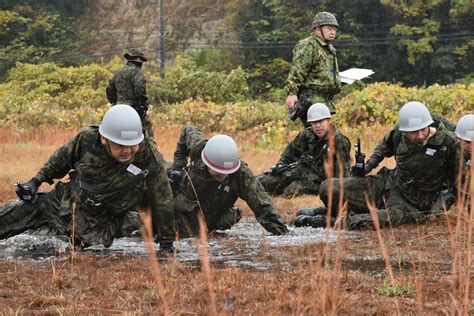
[339,68,374,84]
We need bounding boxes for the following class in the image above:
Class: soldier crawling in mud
[106,49,153,137]
[0,105,176,252]
[257,103,351,198]
[455,114,473,207]
[286,11,341,126]
[295,101,461,229]
[167,126,289,237]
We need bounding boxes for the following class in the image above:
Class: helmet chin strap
[319,26,332,43]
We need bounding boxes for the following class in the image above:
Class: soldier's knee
[319,180,329,203]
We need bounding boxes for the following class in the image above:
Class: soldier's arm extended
[365,127,398,172]
[34,128,93,184]
[143,144,176,243]
[105,76,117,105]
[333,133,352,178]
[279,130,309,164]
[172,126,207,169]
[285,40,315,96]
[238,164,288,235]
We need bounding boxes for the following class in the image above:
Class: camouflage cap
[123,49,147,62]
[312,12,339,28]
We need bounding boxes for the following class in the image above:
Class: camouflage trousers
[319,173,452,229]
[298,90,336,127]
[0,182,139,246]
[257,167,322,198]
[173,192,242,238]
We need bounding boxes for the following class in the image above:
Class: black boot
[294,215,335,228]
[296,207,327,217]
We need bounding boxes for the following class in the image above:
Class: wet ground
[0,218,352,270]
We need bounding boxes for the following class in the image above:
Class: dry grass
[0,125,472,314]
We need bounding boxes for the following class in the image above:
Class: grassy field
[0,126,472,314]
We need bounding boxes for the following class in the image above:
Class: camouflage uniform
[257,126,351,197]
[106,62,153,137]
[460,150,472,208]
[286,33,341,122]
[0,126,175,247]
[170,126,288,237]
[319,120,460,229]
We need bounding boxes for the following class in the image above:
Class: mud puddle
[0,218,351,269]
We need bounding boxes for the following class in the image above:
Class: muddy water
[0,218,351,269]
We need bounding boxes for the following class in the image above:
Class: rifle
[288,96,312,121]
[351,137,366,177]
[269,162,299,175]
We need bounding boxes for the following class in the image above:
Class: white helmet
[455,114,474,141]
[398,101,433,132]
[201,134,241,174]
[307,103,332,123]
[99,104,144,146]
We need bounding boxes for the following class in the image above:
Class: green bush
[0,59,121,127]
[155,98,291,133]
[148,54,250,104]
[335,82,474,127]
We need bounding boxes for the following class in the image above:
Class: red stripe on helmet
[203,152,240,171]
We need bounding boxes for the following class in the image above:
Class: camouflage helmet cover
[124,49,147,62]
[312,12,339,28]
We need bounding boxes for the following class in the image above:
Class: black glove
[167,168,182,183]
[364,164,374,176]
[351,163,373,177]
[158,241,175,253]
[15,177,42,201]
[269,163,287,175]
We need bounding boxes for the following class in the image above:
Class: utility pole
[159,0,165,78]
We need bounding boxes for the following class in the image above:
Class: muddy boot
[296,207,327,217]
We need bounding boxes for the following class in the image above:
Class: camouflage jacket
[366,121,460,205]
[285,34,341,97]
[106,62,148,107]
[34,126,175,246]
[461,150,471,199]
[278,127,351,180]
[172,126,288,235]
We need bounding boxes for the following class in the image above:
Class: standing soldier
[106,49,153,137]
[286,11,341,126]
[257,103,351,197]
[168,126,289,237]
[0,105,176,251]
[296,101,461,229]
